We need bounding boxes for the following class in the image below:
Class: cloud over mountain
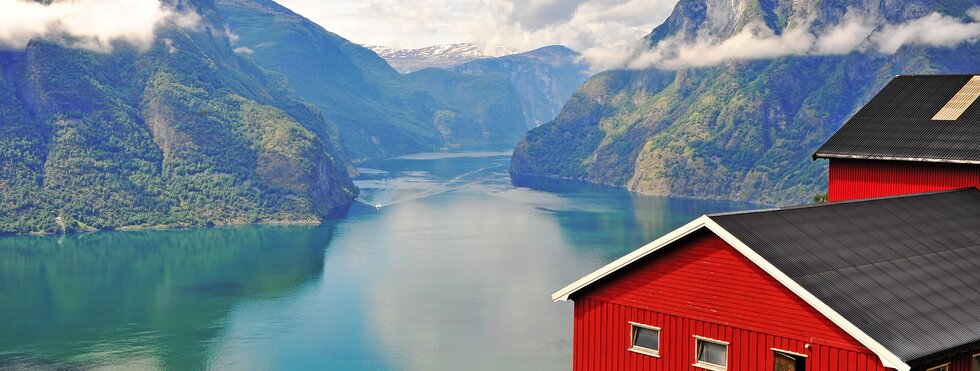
[596,7,980,71]
[0,0,200,51]
[872,9,980,54]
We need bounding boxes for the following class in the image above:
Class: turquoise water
[0,152,756,370]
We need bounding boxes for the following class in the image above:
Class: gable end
[552,216,911,371]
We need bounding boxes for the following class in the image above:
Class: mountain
[403,68,528,148]
[216,0,528,159]
[511,0,980,205]
[0,0,357,233]
[365,43,519,73]
[453,45,591,128]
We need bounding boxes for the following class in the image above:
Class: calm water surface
[0,152,757,370]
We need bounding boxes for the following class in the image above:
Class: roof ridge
[896,73,980,77]
[812,153,980,164]
[706,188,978,218]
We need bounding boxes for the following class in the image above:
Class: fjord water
[0,152,755,370]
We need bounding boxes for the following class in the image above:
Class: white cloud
[872,11,980,54]
[224,25,240,44]
[0,0,200,52]
[275,0,676,59]
[499,0,591,30]
[814,14,876,54]
[614,7,980,71]
[654,22,815,69]
[163,37,177,54]
[262,1,980,73]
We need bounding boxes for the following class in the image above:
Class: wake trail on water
[353,198,379,207]
[357,164,506,209]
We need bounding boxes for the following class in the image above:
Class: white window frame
[771,348,808,359]
[693,335,729,371]
[972,353,980,371]
[772,348,807,371]
[627,322,660,357]
[926,363,950,371]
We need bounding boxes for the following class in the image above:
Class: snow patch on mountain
[365,43,520,73]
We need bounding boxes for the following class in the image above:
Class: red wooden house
[814,75,980,202]
[553,189,980,371]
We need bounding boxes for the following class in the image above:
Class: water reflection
[207,183,582,370]
[205,154,754,370]
[0,226,336,370]
[511,174,759,261]
[0,153,754,371]
[354,154,509,209]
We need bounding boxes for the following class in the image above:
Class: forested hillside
[216,0,528,160]
[0,0,356,233]
[453,45,590,128]
[511,0,980,205]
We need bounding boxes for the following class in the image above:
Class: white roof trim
[813,152,980,165]
[704,219,909,371]
[551,216,710,302]
[550,215,911,371]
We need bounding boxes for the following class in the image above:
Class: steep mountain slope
[511,0,980,205]
[453,45,591,128]
[366,43,519,73]
[0,0,356,233]
[216,0,527,159]
[404,68,528,148]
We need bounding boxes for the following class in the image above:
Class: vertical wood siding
[909,346,980,371]
[571,231,892,371]
[828,158,980,202]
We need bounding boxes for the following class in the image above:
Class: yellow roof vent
[932,75,980,121]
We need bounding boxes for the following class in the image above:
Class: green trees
[512,31,980,205]
[0,2,355,234]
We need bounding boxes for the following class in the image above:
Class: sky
[1,0,979,71]
[274,0,680,54]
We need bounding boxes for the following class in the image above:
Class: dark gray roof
[814,75,980,163]
[709,188,980,362]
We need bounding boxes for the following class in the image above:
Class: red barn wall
[909,345,980,371]
[828,158,980,202]
[571,230,892,371]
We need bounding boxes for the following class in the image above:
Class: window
[973,354,980,371]
[927,363,949,371]
[773,349,806,371]
[628,322,660,356]
[694,336,728,370]
[932,75,980,121]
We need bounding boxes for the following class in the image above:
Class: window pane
[633,327,658,351]
[697,340,728,367]
[774,352,795,371]
[974,355,980,371]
